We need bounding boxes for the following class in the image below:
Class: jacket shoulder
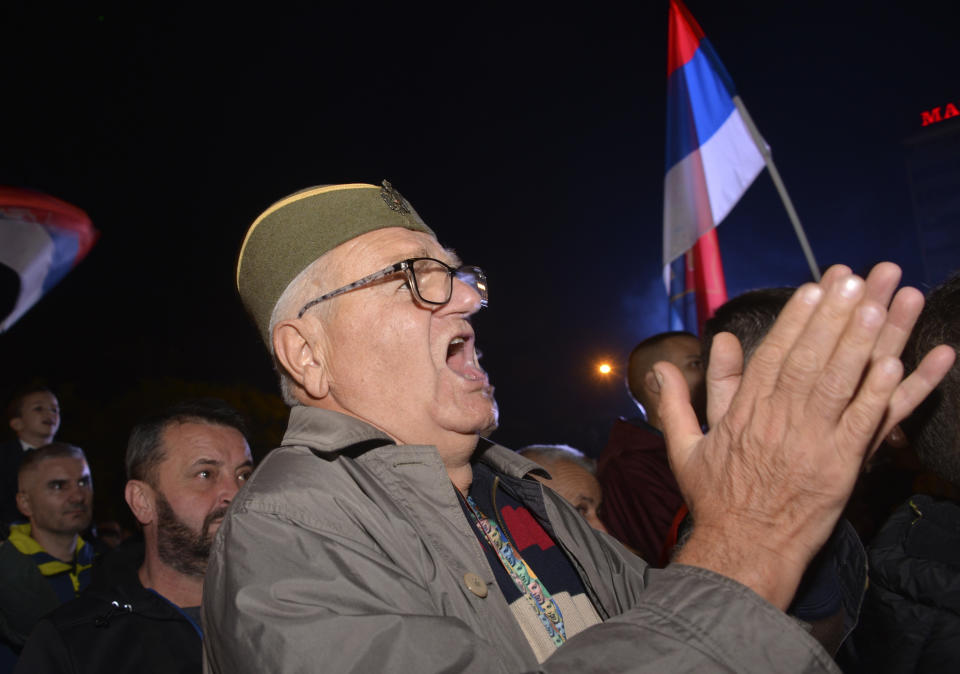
[231,445,394,535]
[37,593,113,629]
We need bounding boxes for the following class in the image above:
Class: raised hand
[657,263,955,609]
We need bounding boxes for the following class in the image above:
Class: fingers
[776,262,916,425]
[862,262,902,309]
[705,332,743,429]
[872,286,924,362]
[819,264,852,290]
[739,283,825,397]
[723,261,915,443]
[806,299,887,421]
[655,360,705,473]
[836,356,903,463]
[765,275,864,404]
[875,344,957,448]
[857,263,921,364]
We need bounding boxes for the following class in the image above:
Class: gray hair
[268,257,330,407]
[517,444,596,475]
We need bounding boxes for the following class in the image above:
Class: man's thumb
[655,361,704,469]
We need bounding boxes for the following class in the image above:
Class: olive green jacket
[203,407,839,673]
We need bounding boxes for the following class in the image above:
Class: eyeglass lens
[411,259,484,304]
[411,259,452,303]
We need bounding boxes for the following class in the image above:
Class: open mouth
[446,335,486,381]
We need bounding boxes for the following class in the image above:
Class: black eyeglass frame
[297,257,488,318]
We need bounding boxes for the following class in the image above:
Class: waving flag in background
[0,187,99,332]
[664,0,766,333]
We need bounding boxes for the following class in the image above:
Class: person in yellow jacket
[0,443,93,671]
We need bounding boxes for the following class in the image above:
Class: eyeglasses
[297,257,488,318]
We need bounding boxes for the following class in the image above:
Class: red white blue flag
[664,0,765,333]
[0,187,99,332]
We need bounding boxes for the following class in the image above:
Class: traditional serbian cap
[236,181,435,345]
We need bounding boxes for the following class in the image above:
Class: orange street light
[598,363,612,375]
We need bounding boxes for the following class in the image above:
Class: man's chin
[442,401,499,438]
[58,518,92,537]
[65,510,92,523]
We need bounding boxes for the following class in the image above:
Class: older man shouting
[203,181,954,673]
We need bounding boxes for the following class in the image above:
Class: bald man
[597,332,704,564]
[0,444,93,668]
[518,445,607,533]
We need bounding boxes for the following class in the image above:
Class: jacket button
[464,572,488,598]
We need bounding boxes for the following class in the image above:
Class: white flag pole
[733,96,821,282]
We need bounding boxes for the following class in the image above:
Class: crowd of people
[0,397,252,672]
[1,180,958,672]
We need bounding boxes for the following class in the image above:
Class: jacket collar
[474,439,548,480]
[8,522,88,558]
[281,406,545,480]
[282,407,395,455]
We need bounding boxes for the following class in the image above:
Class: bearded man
[15,399,253,674]
[203,181,953,673]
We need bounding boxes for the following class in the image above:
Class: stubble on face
[154,490,227,577]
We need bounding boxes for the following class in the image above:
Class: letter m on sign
[921,107,942,126]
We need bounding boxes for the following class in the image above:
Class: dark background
[2,1,958,521]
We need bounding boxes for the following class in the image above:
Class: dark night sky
[3,1,959,470]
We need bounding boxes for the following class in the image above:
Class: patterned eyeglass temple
[298,258,487,318]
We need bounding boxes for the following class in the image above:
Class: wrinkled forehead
[160,420,252,465]
[321,227,462,284]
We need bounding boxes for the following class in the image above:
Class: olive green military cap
[236,181,435,345]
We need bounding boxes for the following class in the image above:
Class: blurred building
[904,99,960,286]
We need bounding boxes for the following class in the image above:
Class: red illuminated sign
[921,101,960,127]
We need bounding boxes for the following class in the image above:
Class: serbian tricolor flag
[0,187,99,332]
[664,0,766,333]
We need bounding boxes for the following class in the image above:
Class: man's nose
[443,277,484,315]
[67,486,88,503]
[219,475,242,504]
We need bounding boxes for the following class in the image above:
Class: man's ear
[643,369,662,399]
[9,417,23,435]
[274,319,330,400]
[125,480,155,526]
[15,491,31,520]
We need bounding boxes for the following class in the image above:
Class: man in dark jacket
[14,400,253,674]
[848,272,960,673]
[0,443,93,672]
